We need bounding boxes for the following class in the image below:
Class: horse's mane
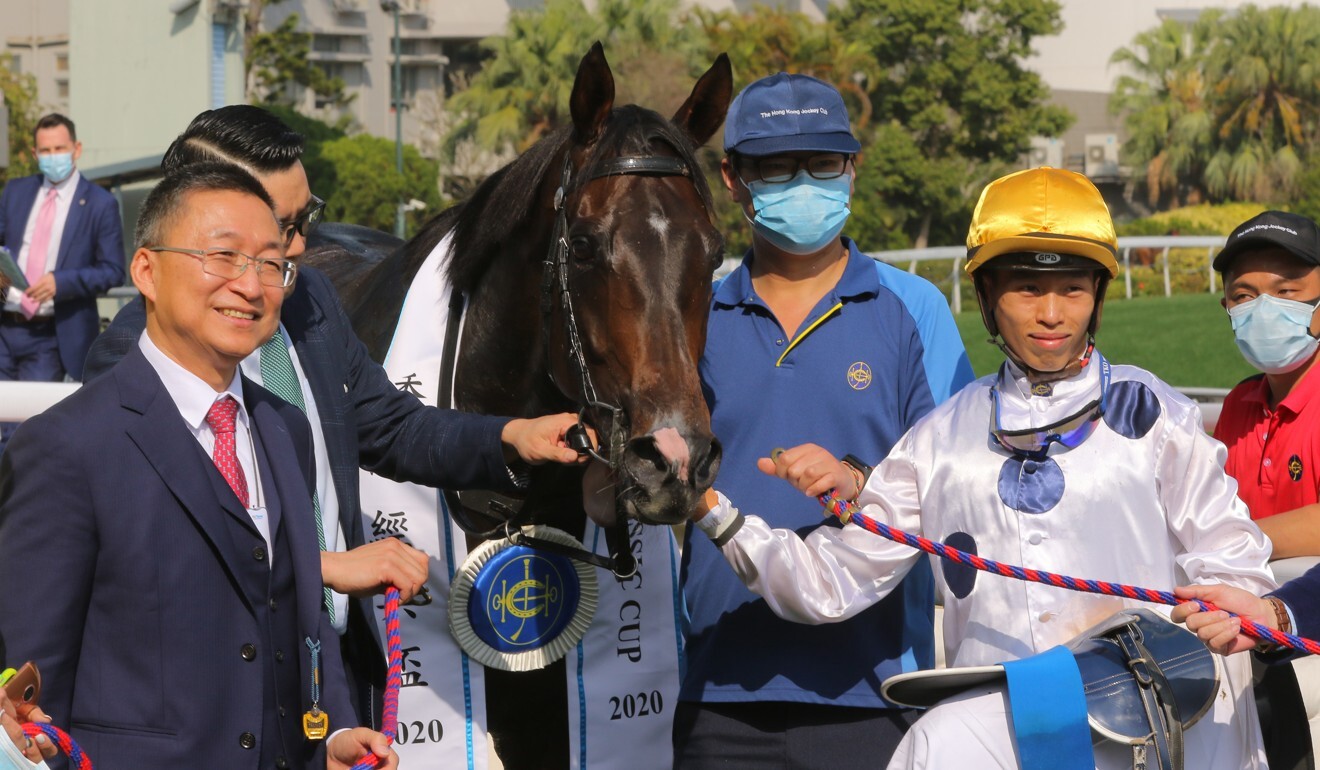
[413,105,713,293]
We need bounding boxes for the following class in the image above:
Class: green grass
[954,293,1258,389]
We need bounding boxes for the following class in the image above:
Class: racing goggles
[990,354,1110,458]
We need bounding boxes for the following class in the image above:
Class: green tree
[1109,16,1217,207]
[444,0,706,154]
[830,0,1073,247]
[1202,4,1320,202]
[248,14,351,109]
[315,134,442,236]
[0,52,39,185]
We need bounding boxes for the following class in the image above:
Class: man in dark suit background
[0,113,124,450]
[82,105,587,727]
[0,163,397,769]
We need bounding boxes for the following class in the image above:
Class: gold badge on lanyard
[303,708,329,741]
[303,637,328,740]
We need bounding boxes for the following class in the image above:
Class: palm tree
[1109,15,1217,207]
[443,0,705,156]
[1202,4,1320,201]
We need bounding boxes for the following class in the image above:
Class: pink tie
[205,396,250,508]
[20,188,58,319]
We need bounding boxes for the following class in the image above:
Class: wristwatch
[841,454,873,499]
[841,454,873,480]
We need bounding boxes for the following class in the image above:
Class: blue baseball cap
[723,73,861,157]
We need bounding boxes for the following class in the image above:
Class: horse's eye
[570,236,598,264]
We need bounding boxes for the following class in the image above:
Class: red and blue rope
[817,489,1320,656]
[350,586,403,770]
[20,722,91,770]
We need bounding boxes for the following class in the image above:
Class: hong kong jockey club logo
[847,361,873,391]
[485,553,570,648]
[1290,454,1304,482]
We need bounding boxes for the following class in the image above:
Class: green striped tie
[260,331,335,624]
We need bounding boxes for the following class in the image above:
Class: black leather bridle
[440,146,699,579]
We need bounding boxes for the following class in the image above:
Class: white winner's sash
[357,232,682,770]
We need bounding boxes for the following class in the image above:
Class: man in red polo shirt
[1213,211,1320,558]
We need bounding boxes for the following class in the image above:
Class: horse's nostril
[693,438,722,487]
[628,436,670,474]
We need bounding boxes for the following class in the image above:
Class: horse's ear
[671,53,733,149]
[570,42,615,145]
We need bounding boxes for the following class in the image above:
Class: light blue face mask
[745,172,851,255]
[1227,293,1320,374]
[37,153,74,184]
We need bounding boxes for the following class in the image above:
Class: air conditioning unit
[1084,133,1120,180]
[1028,137,1063,169]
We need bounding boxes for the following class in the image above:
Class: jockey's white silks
[357,233,683,769]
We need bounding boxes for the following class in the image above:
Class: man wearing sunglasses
[82,106,588,728]
[690,167,1275,768]
[677,73,973,769]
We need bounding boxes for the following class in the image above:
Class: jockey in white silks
[689,167,1276,769]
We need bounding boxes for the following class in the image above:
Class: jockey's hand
[321,538,429,602]
[502,413,592,466]
[0,689,55,763]
[328,728,398,770]
[1172,584,1275,656]
[757,444,858,500]
[690,488,720,522]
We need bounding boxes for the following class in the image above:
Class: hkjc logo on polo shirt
[847,361,872,390]
[1289,454,1304,482]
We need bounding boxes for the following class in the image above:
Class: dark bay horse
[306,44,732,768]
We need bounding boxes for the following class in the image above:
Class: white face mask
[1227,293,1320,374]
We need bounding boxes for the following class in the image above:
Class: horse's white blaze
[647,213,669,240]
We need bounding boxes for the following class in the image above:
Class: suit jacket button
[268,598,278,611]
[279,707,287,718]
[252,545,267,561]
[275,649,285,662]
[240,643,257,661]
[276,758,290,769]
[239,732,256,750]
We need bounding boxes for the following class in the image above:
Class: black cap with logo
[1213,210,1320,273]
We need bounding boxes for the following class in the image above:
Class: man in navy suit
[0,163,397,769]
[0,114,123,382]
[82,106,587,727]
[0,113,124,453]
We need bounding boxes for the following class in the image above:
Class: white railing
[717,236,1228,315]
[0,381,80,421]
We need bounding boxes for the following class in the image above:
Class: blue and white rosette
[448,525,599,672]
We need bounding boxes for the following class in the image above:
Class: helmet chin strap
[993,337,1096,385]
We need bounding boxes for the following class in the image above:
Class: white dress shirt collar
[138,331,247,431]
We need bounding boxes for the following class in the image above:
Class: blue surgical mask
[1227,293,1320,374]
[745,172,851,255]
[37,153,74,184]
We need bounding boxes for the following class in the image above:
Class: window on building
[57,81,68,99]
[9,54,21,74]
[390,66,422,107]
[56,53,68,72]
[313,35,342,53]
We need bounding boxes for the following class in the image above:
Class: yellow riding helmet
[965,167,1119,278]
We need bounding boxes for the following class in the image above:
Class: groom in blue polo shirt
[675,73,974,768]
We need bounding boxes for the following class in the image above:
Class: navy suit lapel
[282,278,362,543]
[248,385,325,643]
[5,177,39,254]
[53,177,90,270]
[116,347,263,611]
